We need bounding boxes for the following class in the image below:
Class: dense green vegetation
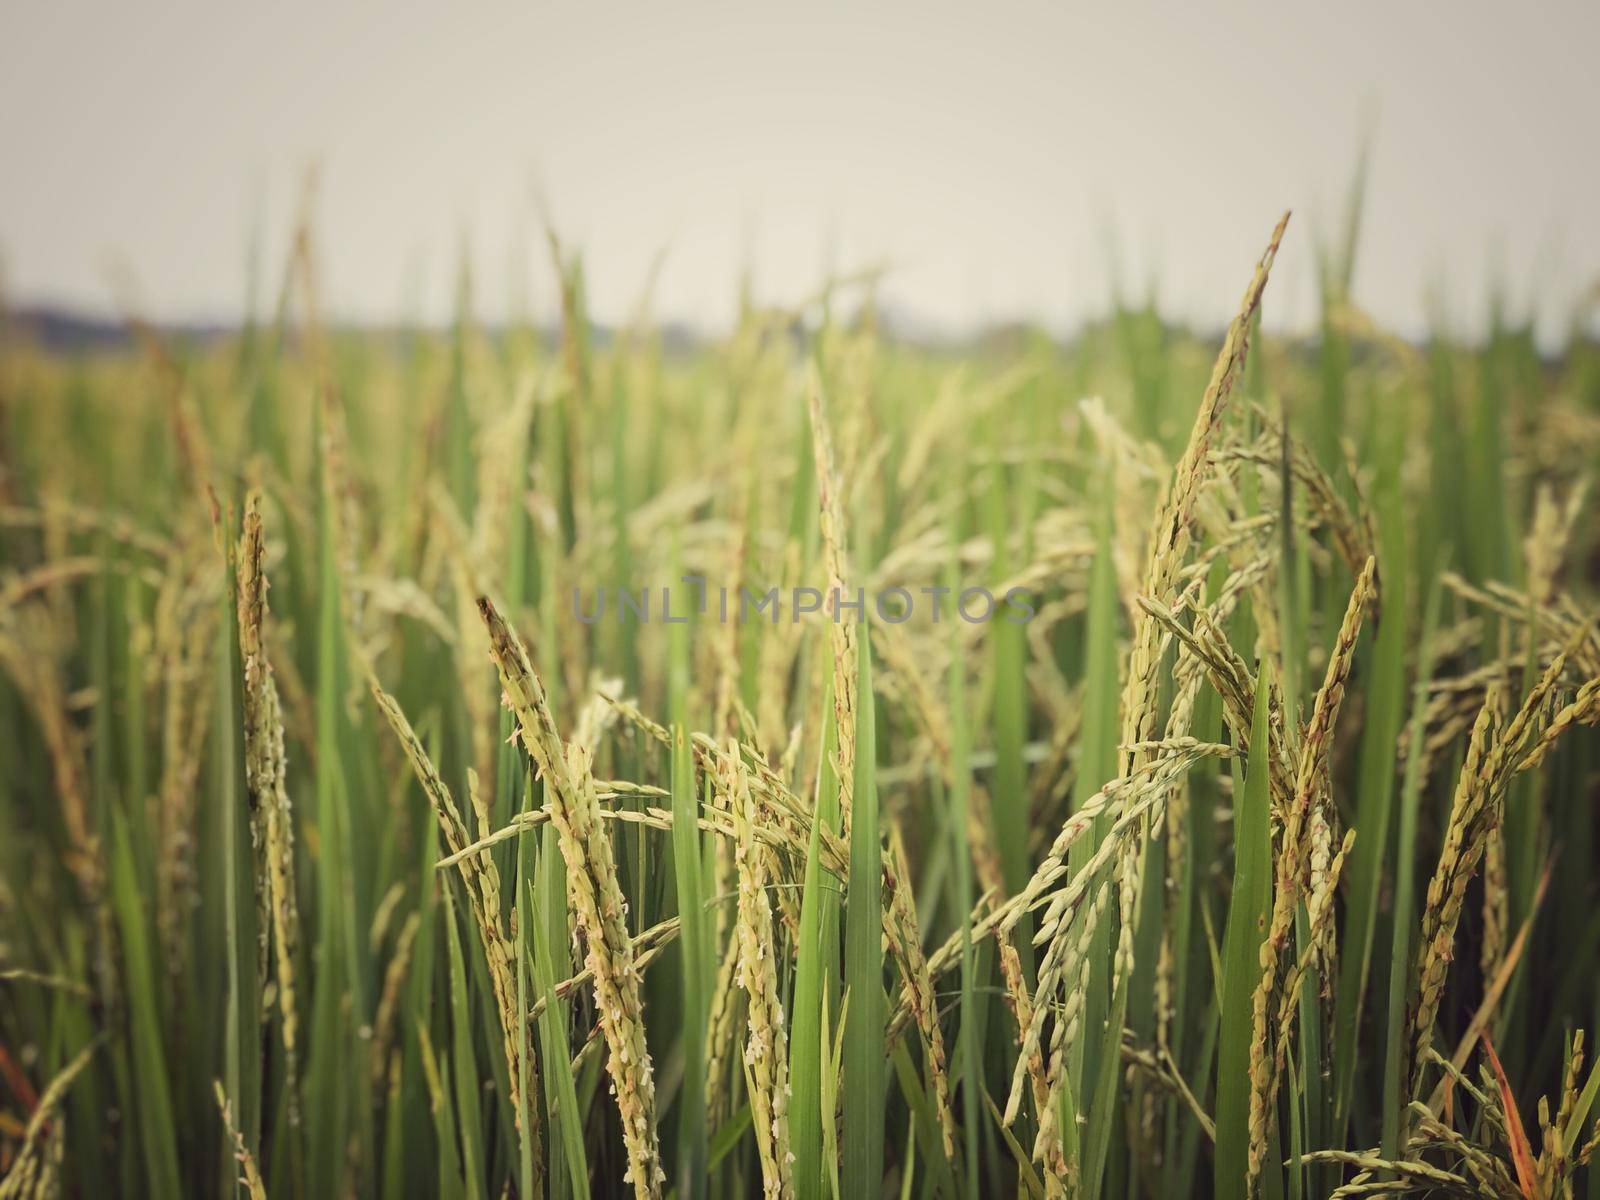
[1,210,1598,1198]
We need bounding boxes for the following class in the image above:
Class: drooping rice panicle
[214,1081,270,1200]
[1247,556,1375,1183]
[725,746,796,1198]
[478,595,663,1196]
[0,1037,102,1200]
[808,370,858,831]
[884,825,958,1162]
[367,678,532,1142]
[236,490,304,1123]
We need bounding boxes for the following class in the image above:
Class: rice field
[1,209,1598,1198]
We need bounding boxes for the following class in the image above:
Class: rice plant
[1,203,1598,1199]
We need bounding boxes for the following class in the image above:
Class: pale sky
[2,1,1597,341]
